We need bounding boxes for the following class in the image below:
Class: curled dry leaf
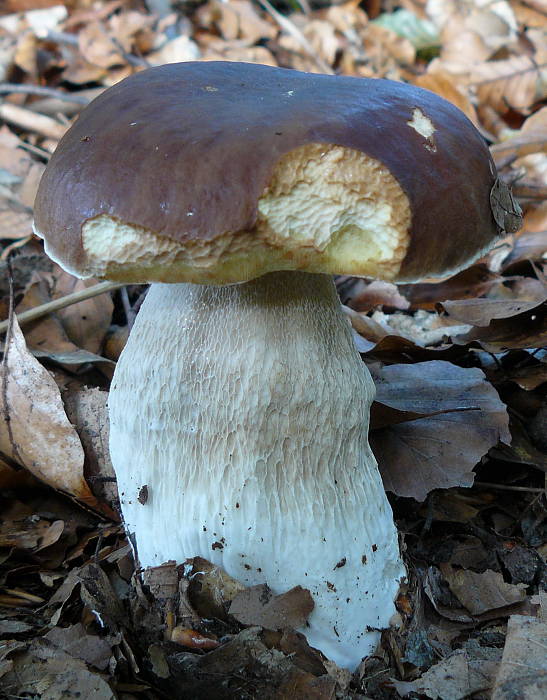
[440,291,547,327]
[393,644,502,700]
[472,55,540,114]
[52,272,114,355]
[0,316,111,516]
[439,565,527,616]
[229,584,314,631]
[399,265,501,310]
[370,361,510,500]
[188,556,246,619]
[453,301,546,351]
[492,615,547,699]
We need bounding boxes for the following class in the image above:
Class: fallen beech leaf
[170,626,219,650]
[0,316,109,515]
[370,362,510,499]
[393,644,502,700]
[229,584,314,631]
[53,272,114,355]
[0,517,63,551]
[275,666,337,699]
[398,265,501,310]
[440,565,527,616]
[1,639,116,699]
[349,280,410,313]
[492,615,547,699]
[188,556,246,620]
[414,70,477,124]
[472,55,540,114]
[63,388,118,511]
[440,293,547,327]
[453,301,546,351]
[44,623,113,671]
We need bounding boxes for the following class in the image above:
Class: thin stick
[0,280,126,334]
[0,83,90,105]
[0,103,67,140]
[474,481,546,494]
[256,0,334,74]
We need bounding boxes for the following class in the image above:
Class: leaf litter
[0,0,546,696]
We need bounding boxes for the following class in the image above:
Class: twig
[0,236,33,260]
[474,481,546,494]
[0,280,125,335]
[256,0,334,74]
[0,256,22,465]
[0,83,90,105]
[0,102,67,140]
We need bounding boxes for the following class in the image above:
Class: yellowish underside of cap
[80,143,411,284]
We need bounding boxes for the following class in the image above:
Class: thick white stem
[109,272,404,668]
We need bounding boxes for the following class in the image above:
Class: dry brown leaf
[440,292,547,327]
[1,639,116,699]
[440,565,527,616]
[44,623,113,671]
[492,615,547,699]
[414,69,477,124]
[188,556,246,619]
[453,301,546,351]
[348,280,410,313]
[77,21,125,69]
[0,516,63,551]
[52,272,113,355]
[472,56,540,114]
[399,265,501,310]
[393,644,502,699]
[0,316,108,514]
[370,361,510,500]
[229,584,314,631]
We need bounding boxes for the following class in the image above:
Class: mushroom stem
[108,271,404,668]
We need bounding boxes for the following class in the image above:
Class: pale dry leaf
[427,0,518,53]
[370,361,510,500]
[62,387,118,511]
[440,565,527,615]
[303,19,340,66]
[78,21,124,69]
[492,615,547,699]
[148,35,200,65]
[229,584,314,631]
[1,640,116,700]
[0,316,103,511]
[472,55,540,114]
[393,645,502,699]
[440,293,547,327]
[52,272,114,355]
[413,69,477,124]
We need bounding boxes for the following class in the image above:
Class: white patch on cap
[407,108,436,141]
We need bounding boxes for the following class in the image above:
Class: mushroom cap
[34,61,509,284]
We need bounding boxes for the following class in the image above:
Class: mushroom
[33,62,519,669]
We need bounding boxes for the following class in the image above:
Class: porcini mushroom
[33,62,519,668]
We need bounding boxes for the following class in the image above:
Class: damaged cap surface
[34,61,508,284]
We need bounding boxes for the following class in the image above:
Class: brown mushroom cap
[34,61,509,284]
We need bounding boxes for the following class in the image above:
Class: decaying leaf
[370,361,510,500]
[0,317,109,515]
[490,178,524,234]
[492,615,547,699]
[188,555,246,619]
[393,643,502,700]
[440,565,527,616]
[229,584,314,631]
[0,639,116,699]
[440,293,546,327]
